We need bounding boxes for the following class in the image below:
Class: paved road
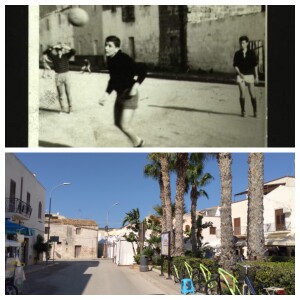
[23,260,181,295]
[37,71,266,147]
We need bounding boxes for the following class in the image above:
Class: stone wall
[187,5,263,23]
[102,5,160,64]
[187,10,265,73]
[46,223,98,260]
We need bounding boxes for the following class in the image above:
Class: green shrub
[268,256,295,263]
[236,261,295,295]
[142,247,154,259]
[134,254,141,264]
[152,255,162,266]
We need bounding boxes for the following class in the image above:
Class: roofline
[7,153,46,191]
[234,175,294,196]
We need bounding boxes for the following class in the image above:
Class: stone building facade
[45,214,98,260]
[39,5,265,74]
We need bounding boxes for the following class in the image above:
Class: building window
[93,40,98,55]
[9,179,16,212]
[76,228,81,235]
[234,218,241,235]
[26,192,31,205]
[38,202,42,219]
[78,41,82,55]
[111,5,116,13]
[210,227,216,235]
[275,209,285,231]
[58,14,62,25]
[46,19,50,31]
[122,6,135,22]
[45,226,49,234]
[185,225,190,231]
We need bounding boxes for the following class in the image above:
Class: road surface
[23,260,181,295]
[38,71,266,147]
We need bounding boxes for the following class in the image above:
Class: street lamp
[46,182,71,264]
[105,202,119,258]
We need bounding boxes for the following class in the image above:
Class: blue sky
[14,152,295,228]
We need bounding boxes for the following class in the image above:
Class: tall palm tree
[174,153,189,256]
[159,153,173,235]
[186,153,213,254]
[144,154,167,232]
[247,153,265,260]
[217,153,236,271]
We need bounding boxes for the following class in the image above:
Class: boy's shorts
[55,72,70,87]
[237,74,255,84]
[116,88,139,110]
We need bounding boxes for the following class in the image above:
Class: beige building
[45,214,98,260]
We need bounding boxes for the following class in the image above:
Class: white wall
[5,153,46,265]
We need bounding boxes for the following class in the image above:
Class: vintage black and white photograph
[36,5,266,147]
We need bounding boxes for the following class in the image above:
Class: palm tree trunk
[218,153,236,271]
[190,185,198,253]
[247,153,265,260]
[159,154,173,251]
[174,153,188,256]
[159,175,167,232]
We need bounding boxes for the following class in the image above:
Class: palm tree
[174,153,189,256]
[144,154,167,232]
[247,153,265,260]
[217,153,236,271]
[122,208,141,255]
[186,153,213,254]
[159,153,173,237]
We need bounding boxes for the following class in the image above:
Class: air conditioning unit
[282,207,291,214]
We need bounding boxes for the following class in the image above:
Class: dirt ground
[38,70,266,148]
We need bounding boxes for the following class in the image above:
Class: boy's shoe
[135,139,145,148]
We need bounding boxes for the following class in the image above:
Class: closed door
[75,245,81,258]
[275,209,285,231]
[234,218,241,235]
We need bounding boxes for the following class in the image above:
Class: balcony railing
[5,197,32,219]
[264,222,291,232]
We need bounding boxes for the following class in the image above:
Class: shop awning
[5,219,33,236]
[265,231,295,246]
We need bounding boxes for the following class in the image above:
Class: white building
[5,153,46,266]
[215,176,295,257]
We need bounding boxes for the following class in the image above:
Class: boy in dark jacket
[98,36,147,147]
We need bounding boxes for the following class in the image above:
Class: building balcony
[233,226,247,237]
[5,197,32,220]
[264,222,291,233]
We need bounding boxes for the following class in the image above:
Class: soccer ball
[68,8,89,27]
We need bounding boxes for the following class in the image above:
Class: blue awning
[5,219,34,236]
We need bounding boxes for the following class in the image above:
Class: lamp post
[46,182,71,264]
[105,202,119,258]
